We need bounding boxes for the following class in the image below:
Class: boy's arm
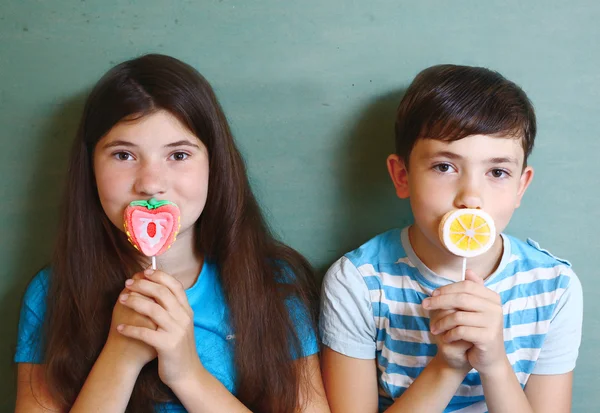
[322,347,471,413]
[522,267,582,412]
[425,268,582,413]
[319,257,380,413]
[320,258,473,413]
[524,373,573,412]
[321,348,378,413]
[478,364,573,413]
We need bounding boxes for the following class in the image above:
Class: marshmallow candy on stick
[123,198,181,269]
[438,208,496,280]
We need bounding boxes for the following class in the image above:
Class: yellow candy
[439,209,496,258]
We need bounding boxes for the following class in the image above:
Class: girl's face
[93,110,210,248]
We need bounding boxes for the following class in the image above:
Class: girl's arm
[15,345,144,413]
[16,278,158,413]
[119,270,330,413]
[15,364,59,412]
[297,354,331,412]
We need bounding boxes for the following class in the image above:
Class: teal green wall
[1,1,598,410]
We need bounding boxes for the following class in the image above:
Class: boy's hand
[429,308,473,372]
[423,270,507,376]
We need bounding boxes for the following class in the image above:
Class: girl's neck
[140,229,203,289]
[408,224,504,282]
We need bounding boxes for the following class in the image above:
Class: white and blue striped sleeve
[319,256,377,359]
[532,269,583,375]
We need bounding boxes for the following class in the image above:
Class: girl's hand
[422,270,507,376]
[107,271,158,369]
[429,308,473,373]
[117,268,202,389]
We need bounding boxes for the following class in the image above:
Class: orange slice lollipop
[438,209,496,258]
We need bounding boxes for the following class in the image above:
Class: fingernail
[144,268,154,276]
[125,279,134,286]
[432,290,440,296]
[117,324,124,332]
[120,294,129,301]
[422,298,430,308]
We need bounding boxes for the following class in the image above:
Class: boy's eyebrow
[428,151,464,160]
[427,151,519,165]
[487,156,519,165]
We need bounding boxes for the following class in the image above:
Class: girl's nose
[134,163,167,197]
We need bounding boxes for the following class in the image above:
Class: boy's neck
[408,225,504,282]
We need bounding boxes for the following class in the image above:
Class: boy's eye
[114,152,133,161]
[170,152,189,161]
[433,163,455,173]
[490,169,509,178]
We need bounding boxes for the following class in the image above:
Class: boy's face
[387,134,534,256]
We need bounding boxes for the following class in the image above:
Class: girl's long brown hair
[42,54,319,412]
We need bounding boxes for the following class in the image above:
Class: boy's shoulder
[343,228,407,269]
[498,234,579,294]
[504,234,572,269]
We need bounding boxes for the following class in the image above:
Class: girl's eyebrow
[100,139,200,149]
[164,140,200,149]
[101,140,136,149]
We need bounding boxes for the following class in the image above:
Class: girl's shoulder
[22,266,51,312]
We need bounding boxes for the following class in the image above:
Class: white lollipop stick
[152,256,157,270]
[461,257,466,281]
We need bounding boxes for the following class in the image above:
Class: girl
[15,54,329,413]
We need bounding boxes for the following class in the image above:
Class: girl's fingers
[117,324,162,348]
[431,311,490,335]
[120,294,175,331]
[143,269,192,314]
[125,278,188,321]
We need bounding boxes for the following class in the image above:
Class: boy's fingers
[432,278,500,304]
[432,311,489,334]
[442,326,488,344]
[464,269,484,285]
[423,293,490,312]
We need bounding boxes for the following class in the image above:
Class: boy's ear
[515,166,534,208]
[387,154,410,199]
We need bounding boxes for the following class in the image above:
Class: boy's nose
[134,163,167,197]
[454,182,483,209]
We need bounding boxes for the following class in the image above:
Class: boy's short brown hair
[395,64,536,166]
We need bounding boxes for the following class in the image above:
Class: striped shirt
[320,227,582,413]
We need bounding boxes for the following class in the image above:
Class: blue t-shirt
[320,228,583,413]
[15,261,319,412]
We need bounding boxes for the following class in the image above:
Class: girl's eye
[170,152,189,161]
[433,163,455,173]
[490,169,509,178]
[114,152,133,161]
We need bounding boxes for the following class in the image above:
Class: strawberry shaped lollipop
[123,198,181,269]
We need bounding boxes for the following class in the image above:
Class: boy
[320,65,583,413]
